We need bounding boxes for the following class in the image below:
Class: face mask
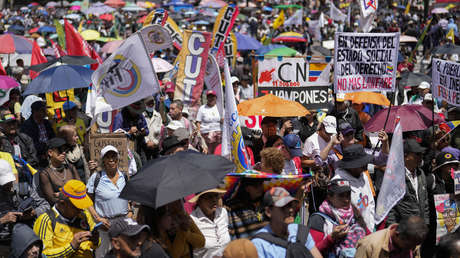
[146,106,154,113]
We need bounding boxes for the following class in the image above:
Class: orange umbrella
[344,92,390,106]
[237,94,310,117]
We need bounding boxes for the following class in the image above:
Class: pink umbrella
[0,76,20,90]
[101,40,124,53]
[70,5,81,10]
[199,0,226,8]
[432,8,448,14]
[364,105,444,133]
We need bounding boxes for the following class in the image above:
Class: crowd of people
[0,0,459,258]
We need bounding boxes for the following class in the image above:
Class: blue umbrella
[255,44,286,55]
[8,25,25,33]
[38,26,56,33]
[263,6,273,12]
[24,65,93,95]
[9,16,24,22]
[193,20,210,25]
[235,32,262,50]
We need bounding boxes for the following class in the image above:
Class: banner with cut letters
[175,30,212,119]
[257,57,330,109]
[211,4,239,64]
[224,32,237,69]
[334,32,400,93]
[432,58,460,106]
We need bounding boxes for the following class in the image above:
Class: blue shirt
[87,171,128,218]
[251,224,315,258]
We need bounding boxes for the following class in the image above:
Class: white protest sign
[432,58,460,107]
[334,32,400,93]
[454,169,460,195]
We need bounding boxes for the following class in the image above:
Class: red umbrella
[364,105,444,133]
[0,34,33,54]
[104,0,125,7]
[99,13,114,21]
[29,27,39,34]
[137,15,147,24]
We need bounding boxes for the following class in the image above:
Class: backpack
[252,224,314,258]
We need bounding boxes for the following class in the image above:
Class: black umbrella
[432,44,460,55]
[30,55,97,72]
[120,151,235,208]
[399,71,431,87]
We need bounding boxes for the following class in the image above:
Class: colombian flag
[440,120,460,134]
[309,63,328,82]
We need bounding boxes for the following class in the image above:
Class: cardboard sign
[89,133,133,173]
[334,32,400,93]
[432,58,460,107]
[258,86,330,110]
[434,194,460,243]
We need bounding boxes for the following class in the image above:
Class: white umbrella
[400,35,418,43]
[432,8,448,14]
[64,13,81,20]
[151,58,174,73]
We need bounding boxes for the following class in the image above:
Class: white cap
[418,81,430,89]
[322,116,337,134]
[101,145,119,159]
[167,120,184,130]
[231,76,239,84]
[0,159,15,186]
[424,93,433,102]
[237,56,244,63]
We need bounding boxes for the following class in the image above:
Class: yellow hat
[60,180,93,209]
[188,188,227,203]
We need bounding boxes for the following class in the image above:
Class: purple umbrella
[83,2,115,15]
[235,33,262,50]
[364,105,444,133]
[0,76,20,90]
[0,34,33,54]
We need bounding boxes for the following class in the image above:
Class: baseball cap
[339,122,355,136]
[403,139,426,153]
[47,137,67,150]
[0,113,17,123]
[108,217,150,238]
[418,81,430,89]
[161,135,182,155]
[165,81,175,93]
[206,90,217,96]
[173,127,190,142]
[263,187,297,208]
[231,76,239,84]
[327,179,351,194]
[101,145,119,159]
[0,159,15,186]
[236,56,244,63]
[322,116,337,134]
[336,93,345,102]
[283,134,302,157]
[62,101,77,111]
[433,152,459,171]
[167,120,184,130]
[60,180,93,209]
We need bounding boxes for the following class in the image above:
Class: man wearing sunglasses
[39,137,81,206]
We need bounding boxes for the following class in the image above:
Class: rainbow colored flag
[309,63,328,82]
[224,170,310,200]
[440,120,460,134]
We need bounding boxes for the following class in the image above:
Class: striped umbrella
[272,31,307,43]
[0,34,33,54]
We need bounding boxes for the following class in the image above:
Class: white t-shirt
[196,104,221,134]
[333,168,376,231]
[303,133,328,157]
[239,85,254,101]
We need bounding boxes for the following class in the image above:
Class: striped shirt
[226,199,268,240]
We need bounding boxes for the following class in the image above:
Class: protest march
[1,0,460,257]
